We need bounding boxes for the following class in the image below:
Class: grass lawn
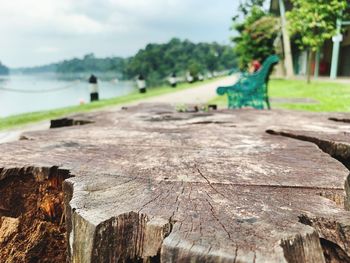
[0,78,220,130]
[210,78,350,112]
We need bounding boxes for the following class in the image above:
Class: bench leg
[265,97,271,110]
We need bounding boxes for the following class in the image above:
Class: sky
[0,0,239,68]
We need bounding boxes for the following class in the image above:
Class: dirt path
[0,76,237,144]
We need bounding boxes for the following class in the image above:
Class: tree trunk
[306,49,313,84]
[279,0,294,78]
[2,104,350,262]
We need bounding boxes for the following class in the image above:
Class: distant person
[319,60,329,75]
[186,72,194,83]
[168,72,177,87]
[249,60,261,73]
[137,74,146,93]
[88,74,99,102]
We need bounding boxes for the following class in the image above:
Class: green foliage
[232,7,280,70]
[233,0,266,20]
[287,0,347,52]
[13,54,126,76]
[187,60,203,77]
[14,39,236,86]
[56,53,126,75]
[13,63,57,74]
[0,62,9,75]
[124,38,236,86]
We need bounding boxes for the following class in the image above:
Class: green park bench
[217,55,279,110]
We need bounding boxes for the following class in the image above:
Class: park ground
[1,76,350,142]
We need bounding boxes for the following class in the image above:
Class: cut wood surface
[1,104,350,262]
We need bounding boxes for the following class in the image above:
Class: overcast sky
[0,0,239,68]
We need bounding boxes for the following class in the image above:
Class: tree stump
[1,104,350,262]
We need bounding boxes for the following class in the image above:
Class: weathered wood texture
[1,104,350,262]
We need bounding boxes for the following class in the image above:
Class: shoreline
[0,77,225,131]
[0,75,240,144]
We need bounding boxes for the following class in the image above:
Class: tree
[232,6,280,70]
[287,0,347,83]
[14,39,237,86]
[232,0,266,21]
[56,54,125,75]
[124,38,236,86]
[0,61,9,75]
[188,60,203,78]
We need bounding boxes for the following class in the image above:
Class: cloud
[35,46,60,54]
[0,0,111,35]
[0,0,237,67]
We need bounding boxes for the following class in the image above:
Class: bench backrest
[244,55,279,89]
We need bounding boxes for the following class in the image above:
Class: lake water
[0,75,135,117]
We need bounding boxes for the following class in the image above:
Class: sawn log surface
[1,104,350,262]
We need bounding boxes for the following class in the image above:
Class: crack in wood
[196,167,226,199]
[267,129,350,262]
[137,181,165,213]
[266,129,350,169]
[233,246,238,263]
[329,117,350,124]
[204,193,233,242]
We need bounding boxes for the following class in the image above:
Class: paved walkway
[141,75,237,104]
[0,75,237,144]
